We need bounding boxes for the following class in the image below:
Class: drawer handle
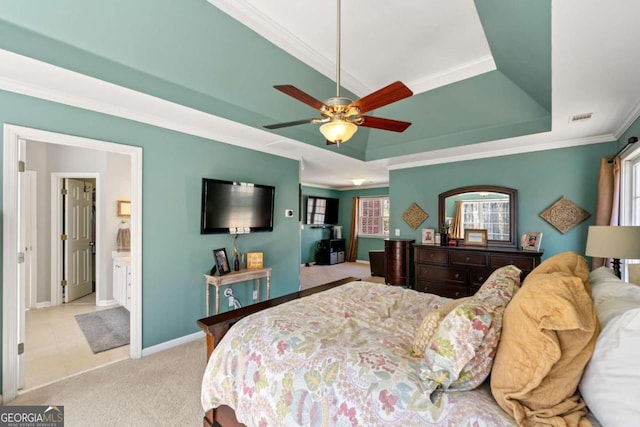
[454,273,460,279]
[478,276,484,282]
[454,291,461,297]
[466,257,471,262]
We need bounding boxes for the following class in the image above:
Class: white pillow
[589,267,627,305]
[579,308,640,427]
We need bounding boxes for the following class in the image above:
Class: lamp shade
[585,226,640,259]
[319,120,357,143]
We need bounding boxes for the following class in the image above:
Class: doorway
[3,124,143,402]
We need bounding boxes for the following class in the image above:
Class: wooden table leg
[267,273,271,299]
[206,282,210,316]
[215,286,220,314]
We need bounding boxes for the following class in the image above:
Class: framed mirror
[438,185,518,248]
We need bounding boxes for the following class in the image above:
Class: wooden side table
[204,268,272,315]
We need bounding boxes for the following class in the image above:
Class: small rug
[75,306,130,353]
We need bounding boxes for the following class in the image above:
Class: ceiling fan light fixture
[320,120,357,144]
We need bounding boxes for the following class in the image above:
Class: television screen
[306,196,339,225]
[200,178,275,234]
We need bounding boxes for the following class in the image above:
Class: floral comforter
[201,281,517,426]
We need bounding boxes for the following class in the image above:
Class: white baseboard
[96,299,118,307]
[141,330,205,357]
[34,301,51,309]
[355,260,370,264]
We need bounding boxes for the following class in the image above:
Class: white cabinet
[113,258,131,311]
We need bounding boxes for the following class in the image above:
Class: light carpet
[8,338,206,427]
[300,261,385,290]
[75,306,130,353]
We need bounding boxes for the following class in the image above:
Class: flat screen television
[306,196,339,225]
[200,178,275,234]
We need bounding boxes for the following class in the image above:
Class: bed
[198,252,638,427]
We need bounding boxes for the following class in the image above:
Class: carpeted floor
[299,261,385,290]
[8,338,206,427]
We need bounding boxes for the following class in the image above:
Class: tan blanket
[491,252,599,426]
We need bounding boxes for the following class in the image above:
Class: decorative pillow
[411,297,471,357]
[419,265,521,392]
[490,253,599,426]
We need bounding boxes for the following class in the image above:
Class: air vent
[569,112,593,123]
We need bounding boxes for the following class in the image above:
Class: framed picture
[421,228,435,244]
[464,229,488,246]
[247,252,264,269]
[522,232,543,251]
[213,248,231,275]
[117,200,131,217]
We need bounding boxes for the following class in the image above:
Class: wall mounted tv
[200,178,275,234]
[306,196,339,226]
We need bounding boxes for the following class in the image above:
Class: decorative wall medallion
[539,196,591,234]
[402,202,429,229]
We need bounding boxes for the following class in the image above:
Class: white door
[63,179,93,303]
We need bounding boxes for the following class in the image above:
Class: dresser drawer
[470,269,493,286]
[450,251,488,267]
[417,264,466,285]
[490,254,535,271]
[415,247,448,265]
[416,281,467,299]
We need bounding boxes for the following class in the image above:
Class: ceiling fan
[264,0,413,146]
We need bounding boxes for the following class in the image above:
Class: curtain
[592,157,621,269]
[346,197,359,262]
[450,201,464,239]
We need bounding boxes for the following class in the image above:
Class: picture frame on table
[522,232,543,251]
[247,252,264,269]
[213,248,231,275]
[421,228,435,244]
[464,229,488,246]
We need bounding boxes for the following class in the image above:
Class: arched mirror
[438,185,518,248]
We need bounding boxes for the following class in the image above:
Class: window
[358,196,389,237]
[461,199,510,240]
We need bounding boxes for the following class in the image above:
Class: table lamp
[585,225,640,278]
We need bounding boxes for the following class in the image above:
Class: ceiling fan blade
[350,81,413,114]
[274,85,327,110]
[359,116,412,132]
[263,118,317,130]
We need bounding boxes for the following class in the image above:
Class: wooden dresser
[384,238,414,286]
[414,244,542,298]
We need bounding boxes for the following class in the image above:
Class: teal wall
[390,143,617,259]
[300,186,340,264]
[0,90,301,349]
[339,187,389,261]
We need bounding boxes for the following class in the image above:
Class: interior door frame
[51,174,100,306]
[2,124,143,402]
[21,170,38,310]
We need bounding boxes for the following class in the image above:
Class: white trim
[34,302,51,309]
[2,124,143,403]
[3,126,20,401]
[50,173,101,307]
[96,299,119,307]
[141,331,205,357]
[409,55,496,95]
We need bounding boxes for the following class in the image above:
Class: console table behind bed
[197,277,359,427]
